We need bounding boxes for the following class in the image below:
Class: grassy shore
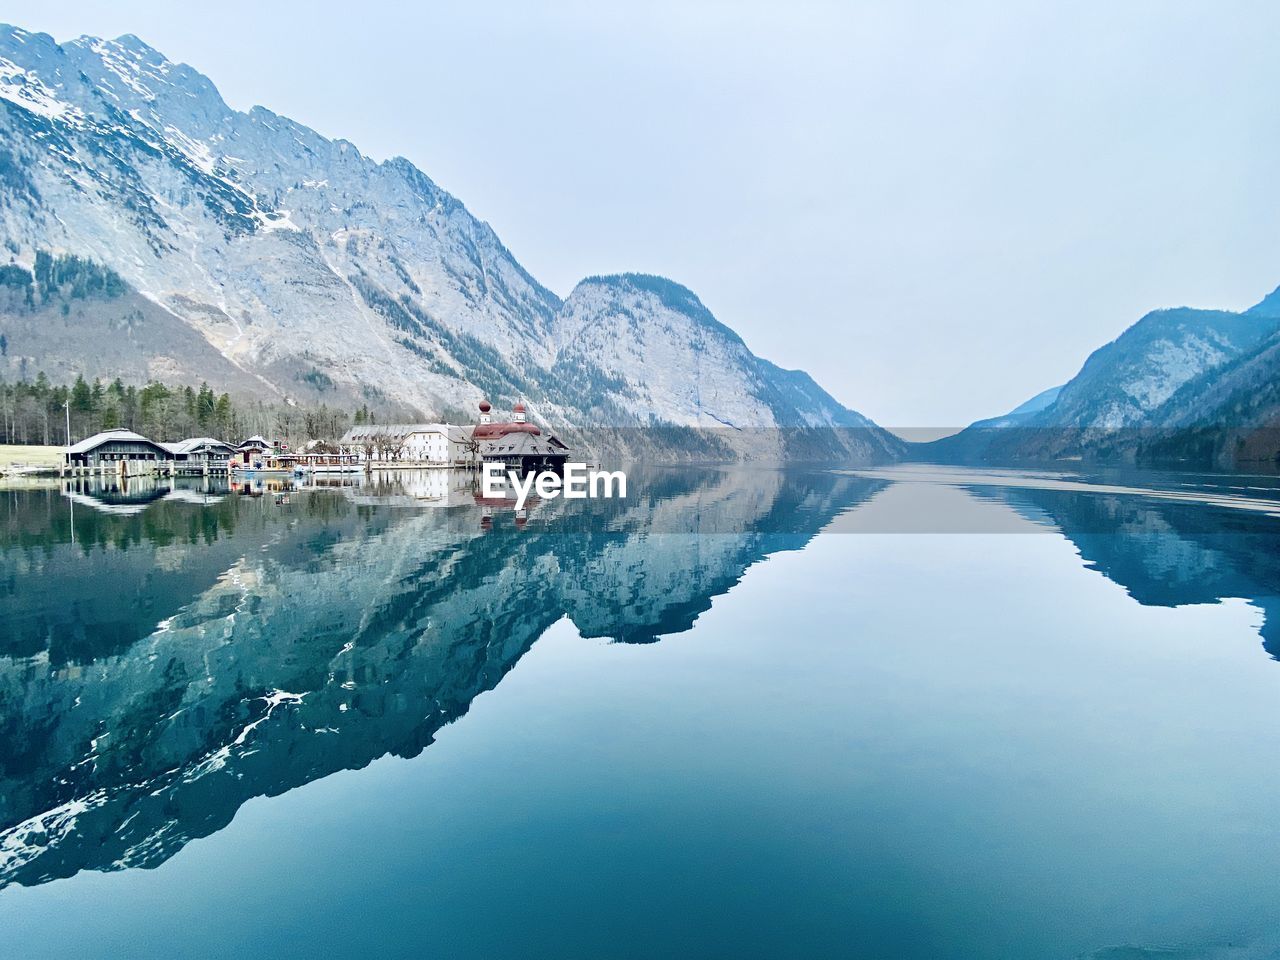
[0,444,64,472]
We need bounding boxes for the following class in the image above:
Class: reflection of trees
[0,482,352,664]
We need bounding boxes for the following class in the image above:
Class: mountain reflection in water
[1,464,1279,899]
[0,467,886,888]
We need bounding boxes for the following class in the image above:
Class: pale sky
[8,1,1280,427]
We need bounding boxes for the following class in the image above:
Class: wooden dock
[59,460,230,480]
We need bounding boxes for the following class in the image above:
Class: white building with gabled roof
[339,423,472,466]
[162,438,237,464]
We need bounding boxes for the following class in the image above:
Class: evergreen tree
[122,385,138,430]
[0,371,359,448]
[214,393,233,438]
[197,382,216,427]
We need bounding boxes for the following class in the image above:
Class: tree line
[1,251,129,316]
[0,373,364,449]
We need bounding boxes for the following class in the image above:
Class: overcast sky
[9,1,1280,427]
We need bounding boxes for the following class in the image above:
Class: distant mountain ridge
[1005,384,1062,418]
[927,287,1280,466]
[0,25,899,462]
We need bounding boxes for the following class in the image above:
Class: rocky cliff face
[554,275,902,460]
[1137,316,1280,465]
[0,25,895,461]
[1034,307,1276,432]
[926,292,1280,466]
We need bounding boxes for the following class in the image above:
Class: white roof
[166,437,235,455]
[340,423,467,444]
[66,429,161,455]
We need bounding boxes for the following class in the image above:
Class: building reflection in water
[1,465,1279,890]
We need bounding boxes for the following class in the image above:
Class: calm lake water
[3,464,1280,959]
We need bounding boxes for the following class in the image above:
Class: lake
[2,464,1280,959]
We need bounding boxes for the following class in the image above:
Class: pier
[59,459,229,480]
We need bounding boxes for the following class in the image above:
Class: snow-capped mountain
[928,291,1280,465]
[1031,306,1276,431]
[1136,308,1280,465]
[0,25,896,460]
[554,274,899,459]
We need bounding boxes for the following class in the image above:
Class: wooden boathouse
[164,437,238,469]
[64,430,237,477]
[65,430,172,469]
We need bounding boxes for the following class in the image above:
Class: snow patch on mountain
[0,23,895,461]
[0,58,83,121]
[927,301,1280,464]
[1117,335,1229,413]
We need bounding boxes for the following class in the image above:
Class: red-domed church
[471,400,569,474]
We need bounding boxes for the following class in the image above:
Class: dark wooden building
[478,431,569,475]
[472,400,570,474]
[65,429,172,468]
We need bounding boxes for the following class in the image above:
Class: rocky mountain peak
[0,24,894,462]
